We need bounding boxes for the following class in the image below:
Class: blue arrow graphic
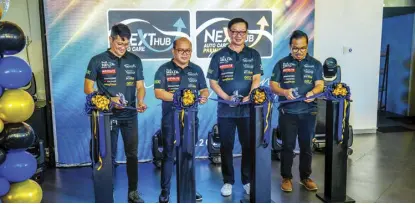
[137,18,187,53]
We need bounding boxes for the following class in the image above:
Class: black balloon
[0,148,6,165]
[0,21,26,56]
[0,122,36,150]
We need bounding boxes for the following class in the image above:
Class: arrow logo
[137,18,189,53]
[249,16,269,48]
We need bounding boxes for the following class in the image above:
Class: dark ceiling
[383,6,415,18]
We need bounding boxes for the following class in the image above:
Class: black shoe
[159,189,170,203]
[196,191,203,201]
[128,191,144,203]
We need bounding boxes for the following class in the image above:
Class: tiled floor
[40,129,415,203]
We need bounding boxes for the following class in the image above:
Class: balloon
[0,122,35,150]
[0,0,10,20]
[0,56,32,89]
[0,119,3,134]
[0,90,34,123]
[0,151,36,183]
[0,21,25,56]
[0,177,9,197]
[0,86,3,97]
[1,179,42,203]
[0,149,5,166]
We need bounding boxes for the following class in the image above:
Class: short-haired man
[84,23,146,203]
[207,18,263,197]
[270,30,324,192]
[154,37,208,203]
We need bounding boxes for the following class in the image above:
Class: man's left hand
[304,91,315,103]
[242,96,250,103]
[137,102,147,113]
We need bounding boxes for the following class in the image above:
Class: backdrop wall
[43,0,315,166]
[314,0,383,133]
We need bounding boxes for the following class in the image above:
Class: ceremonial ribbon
[210,83,352,144]
[92,110,103,171]
[172,89,199,148]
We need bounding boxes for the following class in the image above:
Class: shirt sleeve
[206,54,219,80]
[253,50,263,75]
[136,57,144,81]
[154,67,166,90]
[270,60,282,83]
[314,61,324,81]
[85,57,98,81]
[198,68,208,90]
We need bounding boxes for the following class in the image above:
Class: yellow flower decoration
[182,90,195,106]
[91,95,110,111]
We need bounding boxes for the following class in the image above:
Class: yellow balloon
[0,119,3,133]
[0,89,34,123]
[2,179,43,203]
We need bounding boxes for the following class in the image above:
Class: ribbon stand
[241,88,273,203]
[89,111,114,203]
[173,89,198,203]
[316,99,355,203]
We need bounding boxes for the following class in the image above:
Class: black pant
[111,118,138,192]
[218,117,251,185]
[161,111,199,192]
[279,112,316,180]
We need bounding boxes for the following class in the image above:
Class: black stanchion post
[241,104,272,203]
[90,112,114,203]
[176,109,196,203]
[316,100,355,203]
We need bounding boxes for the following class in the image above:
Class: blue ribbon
[98,113,106,158]
[337,99,344,143]
[210,83,352,144]
[173,89,199,147]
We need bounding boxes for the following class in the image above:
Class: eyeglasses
[291,47,307,53]
[175,49,192,55]
[230,30,247,36]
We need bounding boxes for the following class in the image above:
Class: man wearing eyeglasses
[154,37,208,203]
[207,18,263,197]
[270,30,324,192]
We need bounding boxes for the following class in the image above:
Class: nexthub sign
[195,10,273,59]
[107,10,191,60]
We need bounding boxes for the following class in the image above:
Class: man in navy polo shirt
[207,18,262,197]
[154,37,209,203]
[84,23,146,203]
[270,30,324,193]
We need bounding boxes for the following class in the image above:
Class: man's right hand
[223,95,233,101]
[283,89,296,100]
[111,96,124,109]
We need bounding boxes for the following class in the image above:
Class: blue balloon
[0,151,36,183]
[0,177,9,196]
[0,56,32,89]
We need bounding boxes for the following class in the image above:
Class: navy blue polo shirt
[85,50,144,120]
[271,54,323,114]
[207,46,263,118]
[154,60,207,117]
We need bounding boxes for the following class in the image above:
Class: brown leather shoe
[281,178,293,192]
[300,178,318,191]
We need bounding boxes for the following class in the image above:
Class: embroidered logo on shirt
[219,64,233,69]
[167,76,180,82]
[102,69,116,74]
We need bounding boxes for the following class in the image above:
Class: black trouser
[218,117,251,185]
[279,111,316,180]
[161,110,199,192]
[111,117,138,192]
